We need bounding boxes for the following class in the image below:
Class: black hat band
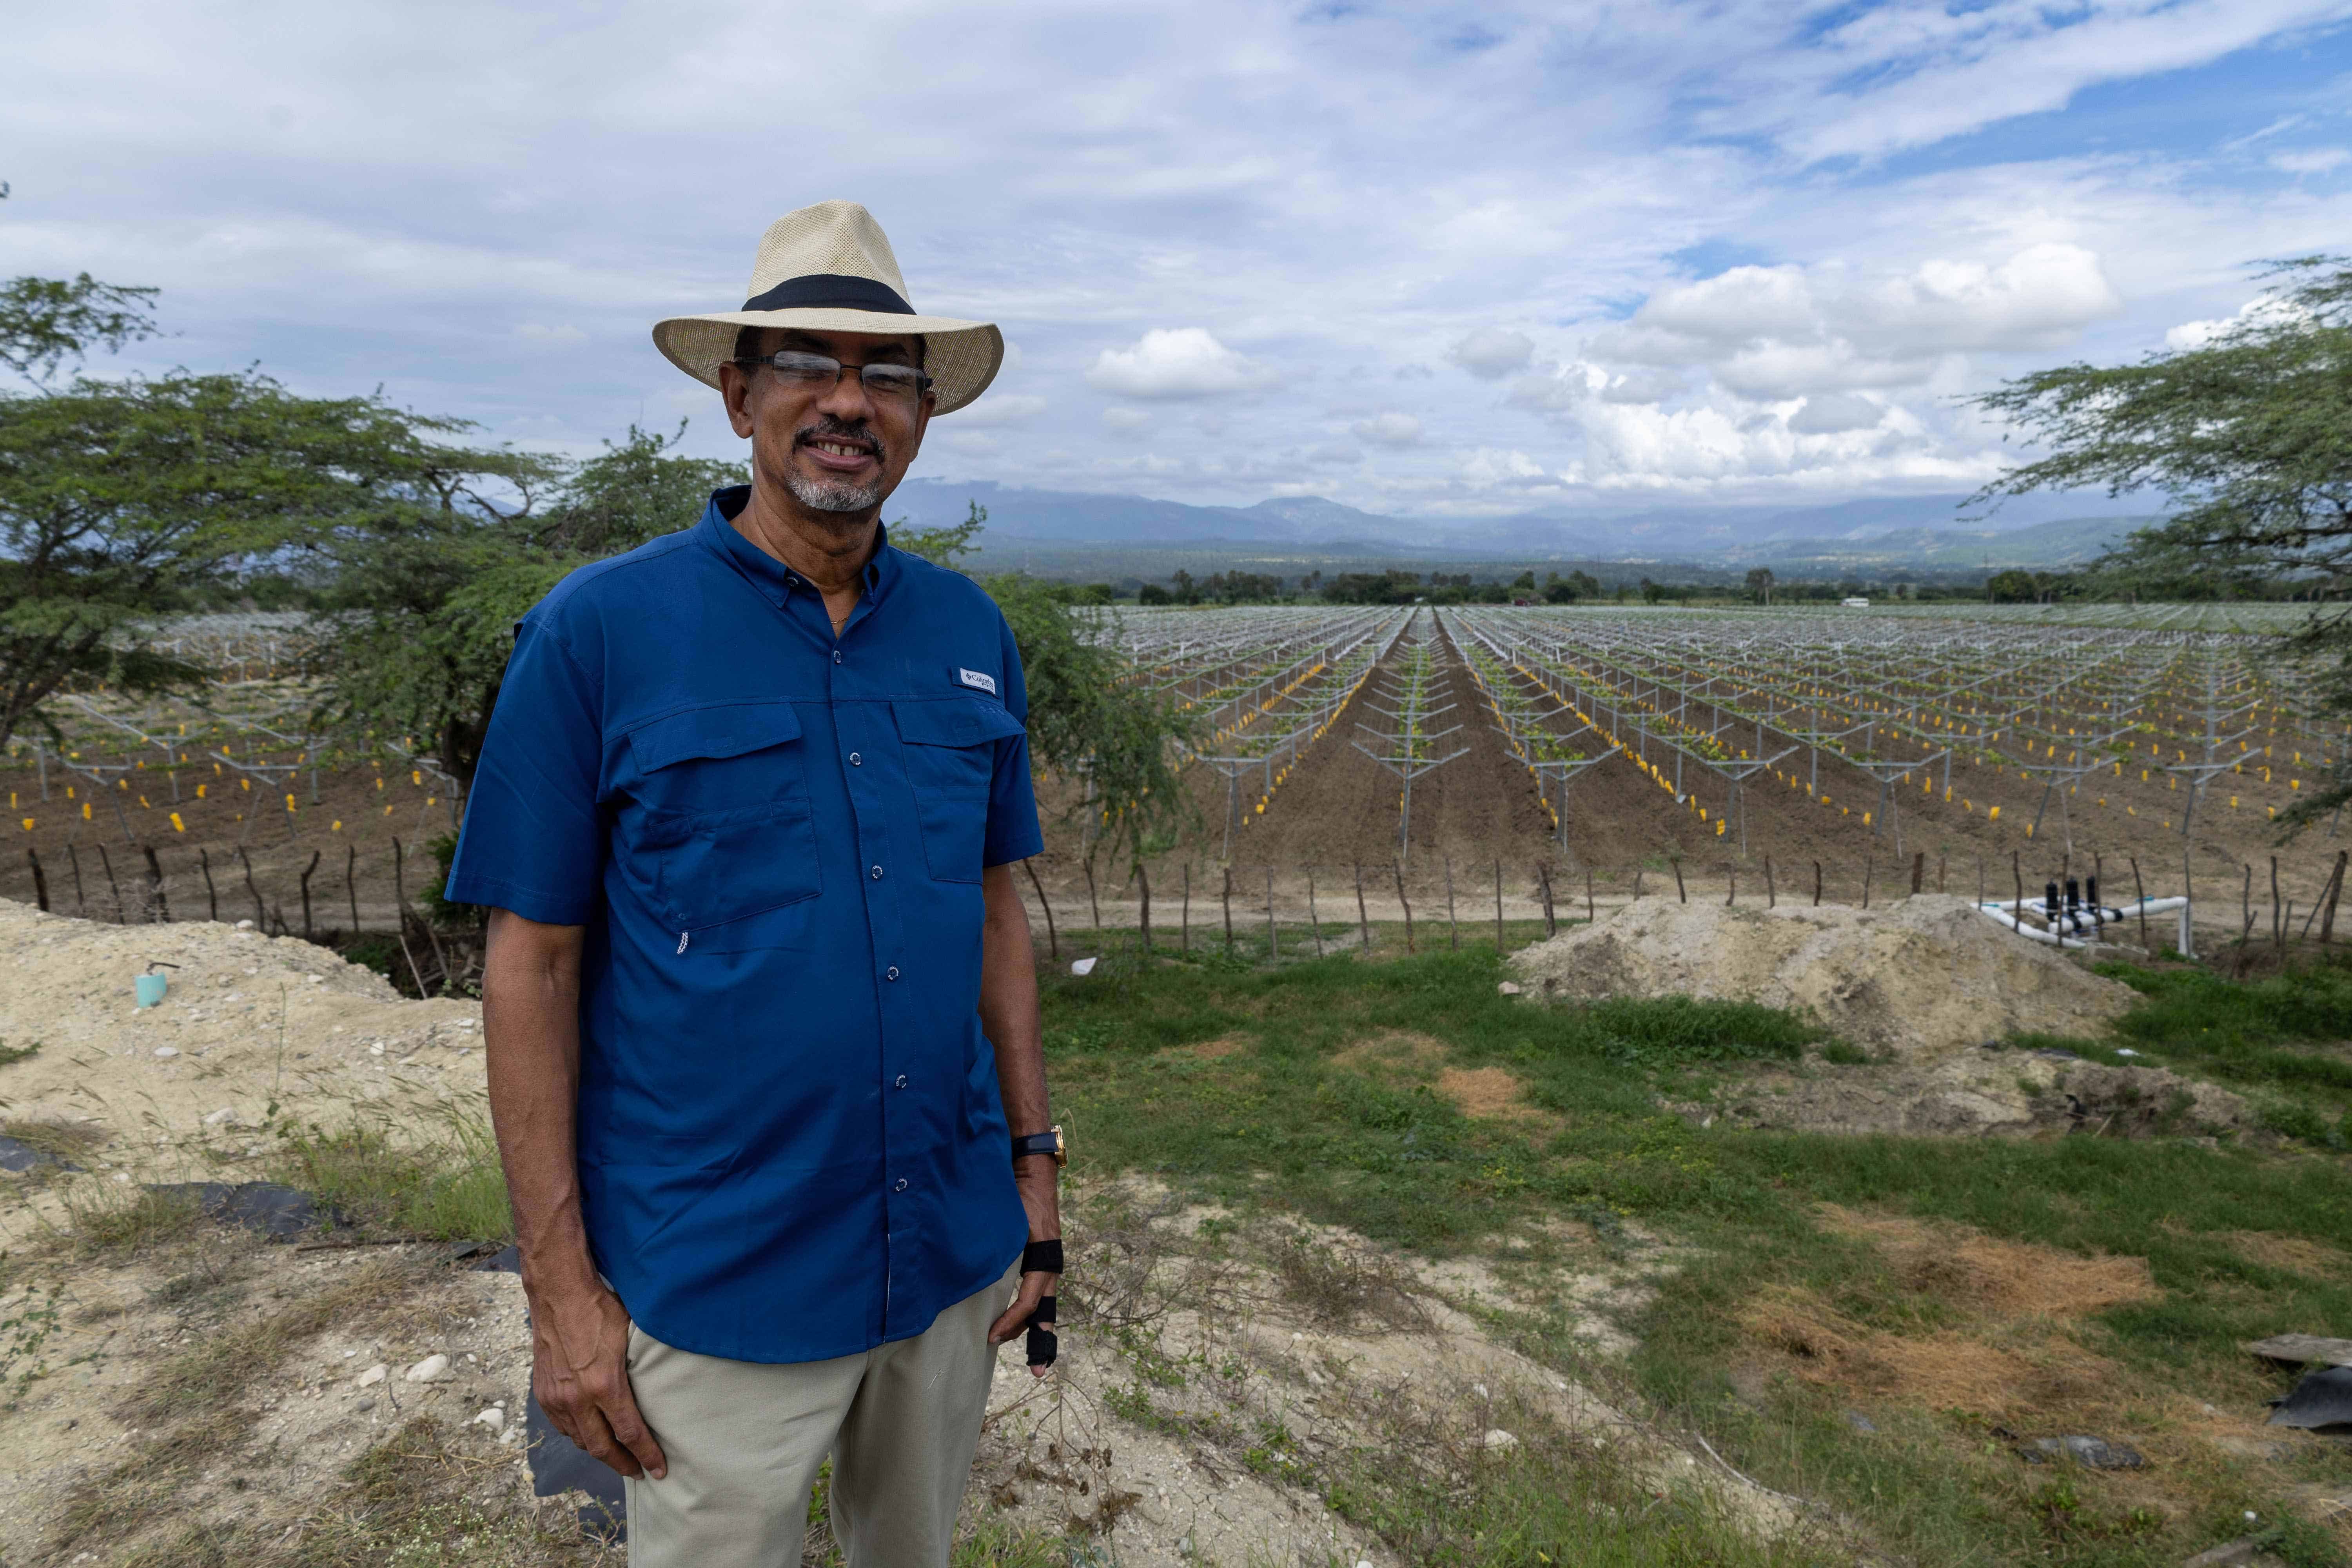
[740,273,916,315]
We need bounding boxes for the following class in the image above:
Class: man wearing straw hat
[448,200,1065,1566]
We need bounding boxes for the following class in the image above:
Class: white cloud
[1447,328,1535,380]
[1721,0,2352,165]
[1305,441,1361,466]
[1786,392,1885,435]
[1457,447,1562,488]
[949,393,1048,426]
[1599,368,1686,405]
[1350,411,1422,446]
[2271,147,2352,175]
[1086,328,1276,399]
[514,322,587,346]
[1596,243,2122,398]
[4,0,2343,517]
[1100,407,1151,430]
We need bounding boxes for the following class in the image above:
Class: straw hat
[651,200,1002,415]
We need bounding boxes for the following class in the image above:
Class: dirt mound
[1693,1051,2250,1140]
[0,900,484,1190]
[1510,893,2136,1060]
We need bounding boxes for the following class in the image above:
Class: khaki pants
[623,1266,1019,1567]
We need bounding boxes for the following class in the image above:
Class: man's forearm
[978,864,1049,1137]
[482,909,599,1300]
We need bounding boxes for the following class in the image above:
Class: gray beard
[784,470,886,515]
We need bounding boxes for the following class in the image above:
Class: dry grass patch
[1158,1036,1249,1061]
[1816,1205,2157,1319]
[1740,1286,2129,1419]
[1332,1029,1450,1072]
[2227,1229,2352,1279]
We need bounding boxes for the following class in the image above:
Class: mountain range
[887,478,2148,569]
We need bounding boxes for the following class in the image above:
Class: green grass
[1042,931,2352,1567]
[0,1037,39,1067]
[268,1106,512,1242]
[2085,960,2352,1146]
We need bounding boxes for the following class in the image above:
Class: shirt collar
[696,485,898,607]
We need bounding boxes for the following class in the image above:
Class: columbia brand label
[957,668,998,695]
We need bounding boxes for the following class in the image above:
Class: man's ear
[719,363,757,438]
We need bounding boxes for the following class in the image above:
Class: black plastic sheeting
[2269,1365,2352,1430]
[471,1241,628,1541]
[0,1134,66,1174]
[144,1181,343,1240]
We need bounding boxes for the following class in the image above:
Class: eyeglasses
[733,350,933,402]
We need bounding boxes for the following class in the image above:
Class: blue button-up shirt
[446,487,1042,1364]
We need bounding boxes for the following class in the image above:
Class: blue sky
[5,0,2349,524]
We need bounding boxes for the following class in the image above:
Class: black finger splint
[1026,1294,1059,1368]
[1023,1238,1063,1274]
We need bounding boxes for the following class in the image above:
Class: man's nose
[815,366,878,423]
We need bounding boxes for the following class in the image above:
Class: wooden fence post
[97,843,123,923]
[2129,856,2149,950]
[24,848,48,913]
[143,845,170,923]
[2322,851,2347,945]
[1764,855,1775,908]
[346,842,360,935]
[1306,866,1325,958]
[1910,851,1924,895]
[1812,859,1821,907]
[1020,858,1059,959]
[299,849,321,941]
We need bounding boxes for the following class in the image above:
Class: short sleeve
[983,608,1045,868]
[445,614,606,923]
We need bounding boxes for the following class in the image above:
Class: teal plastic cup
[135,973,168,1008]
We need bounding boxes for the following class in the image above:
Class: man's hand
[986,1155,1062,1374]
[532,1282,668,1480]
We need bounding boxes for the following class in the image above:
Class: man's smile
[799,430,879,470]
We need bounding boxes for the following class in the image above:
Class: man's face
[719,328,933,524]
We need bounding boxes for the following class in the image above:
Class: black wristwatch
[1011,1125,1066,1168]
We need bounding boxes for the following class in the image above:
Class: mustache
[794,416,885,463]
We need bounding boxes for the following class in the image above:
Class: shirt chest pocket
[892,697,1025,884]
[628,702,822,942]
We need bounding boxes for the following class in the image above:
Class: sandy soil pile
[0,900,484,1161]
[1510,893,2138,1060]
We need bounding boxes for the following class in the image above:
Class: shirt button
[871,864,884,880]
[893,1178,909,1193]
[885,965,900,980]
[833,650,844,664]
[894,1074,908,1089]
[849,752,862,766]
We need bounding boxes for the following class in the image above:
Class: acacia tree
[1969,256,2352,824]
[0,367,552,750]
[312,422,744,789]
